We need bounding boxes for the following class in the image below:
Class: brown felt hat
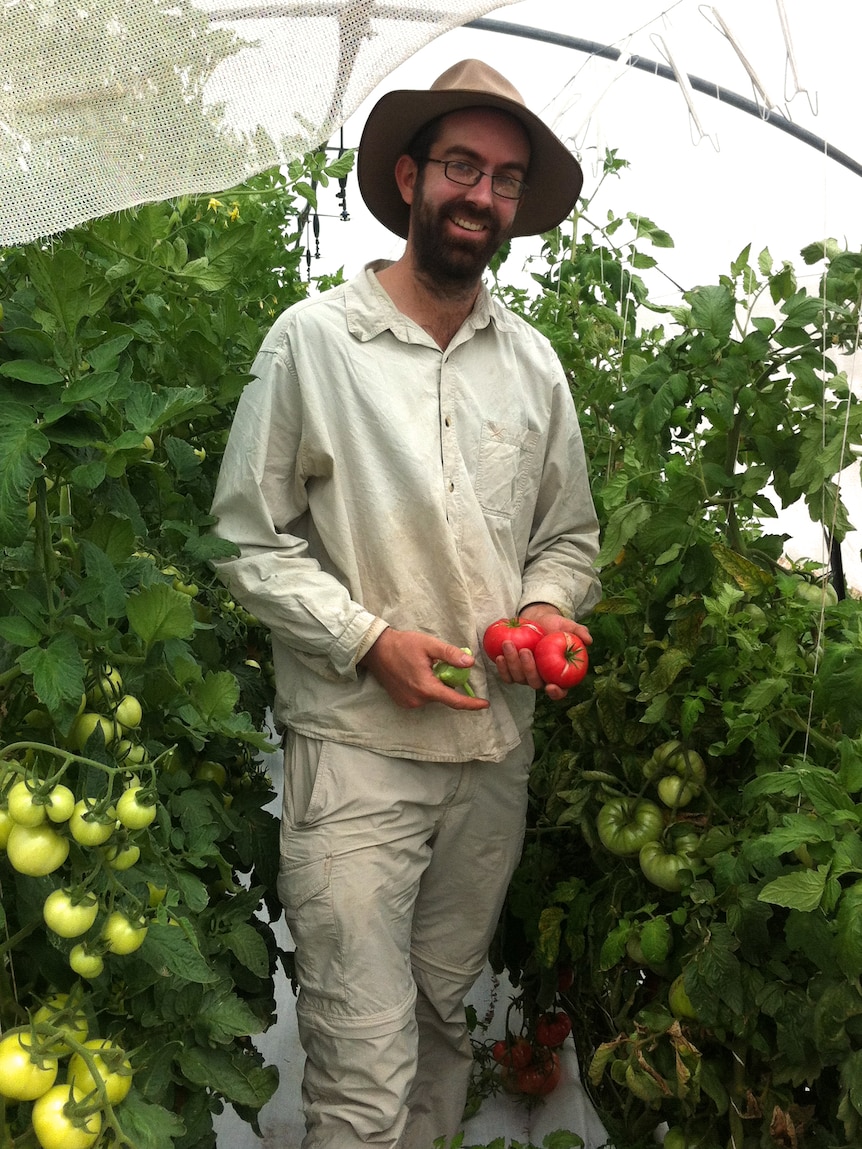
[357,59,583,240]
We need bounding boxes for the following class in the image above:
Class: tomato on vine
[69,945,104,980]
[514,1051,561,1096]
[32,995,89,1055]
[45,784,76,823]
[535,1010,572,1048]
[31,1083,102,1149]
[69,800,116,847]
[6,823,69,876]
[7,778,46,826]
[0,1028,58,1101]
[115,785,156,830]
[101,911,148,955]
[43,889,99,938]
[491,1036,532,1070]
[596,797,663,857]
[68,1038,133,1105]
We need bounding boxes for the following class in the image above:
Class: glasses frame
[421,157,528,201]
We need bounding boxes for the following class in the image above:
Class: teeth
[452,216,484,232]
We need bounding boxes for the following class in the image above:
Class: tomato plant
[533,631,589,688]
[482,617,546,660]
[0,156,350,1146]
[486,181,862,1149]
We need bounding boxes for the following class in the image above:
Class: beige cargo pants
[277,732,532,1149]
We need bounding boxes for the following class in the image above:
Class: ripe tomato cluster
[482,617,589,689]
[489,1009,572,1099]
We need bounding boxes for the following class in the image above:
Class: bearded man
[210,58,601,1149]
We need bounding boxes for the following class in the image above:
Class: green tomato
[113,694,142,730]
[7,778,47,827]
[45,784,76,824]
[101,911,148,955]
[70,712,117,752]
[115,739,147,766]
[6,823,69,876]
[68,1039,133,1105]
[657,773,700,808]
[103,842,141,870]
[32,994,89,1056]
[0,806,13,848]
[116,785,156,830]
[639,831,702,892]
[0,1028,59,1101]
[31,1083,102,1149]
[194,760,227,787]
[69,945,104,980]
[663,1128,688,1149]
[86,665,123,706]
[794,578,838,608]
[43,889,99,938]
[669,973,699,1020]
[69,800,116,847]
[596,797,664,857]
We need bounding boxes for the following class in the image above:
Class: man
[210,58,601,1149]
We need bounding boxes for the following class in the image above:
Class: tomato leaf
[138,922,219,985]
[759,869,827,911]
[114,1091,185,1149]
[126,583,196,645]
[17,633,85,716]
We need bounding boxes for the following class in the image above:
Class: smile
[451,216,486,232]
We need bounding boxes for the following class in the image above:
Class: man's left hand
[492,603,592,701]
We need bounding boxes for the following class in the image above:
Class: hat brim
[357,88,583,240]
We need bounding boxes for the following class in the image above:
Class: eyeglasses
[422,158,527,200]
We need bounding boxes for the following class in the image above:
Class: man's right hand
[360,628,489,711]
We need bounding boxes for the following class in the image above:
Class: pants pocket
[278,853,347,1004]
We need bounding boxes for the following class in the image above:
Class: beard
[408,176,512,291]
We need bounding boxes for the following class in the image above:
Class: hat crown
[429,59,526,109]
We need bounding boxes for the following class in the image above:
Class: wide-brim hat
[357,59,583,240]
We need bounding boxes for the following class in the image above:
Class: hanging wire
[465,17,862,180]
[650,32,719,150]
[698,5,783,117]
[775,0,818,113]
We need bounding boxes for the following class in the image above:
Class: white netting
[0,0,518,244]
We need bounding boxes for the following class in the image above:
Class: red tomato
[533,631,589,688]
[535,1010,572,1048]
[482,617,546,661]
[491,1036,532,1070]
[516,1051,562,1096]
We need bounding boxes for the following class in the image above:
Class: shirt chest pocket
[475,419,541,518]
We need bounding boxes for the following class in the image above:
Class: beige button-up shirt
[210,263,600,762]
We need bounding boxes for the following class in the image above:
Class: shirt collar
[345,261,517,344]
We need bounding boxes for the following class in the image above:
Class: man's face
[406,108,530,286]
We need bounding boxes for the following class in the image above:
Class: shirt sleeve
[518,357,602,621]
[208,339,385,681]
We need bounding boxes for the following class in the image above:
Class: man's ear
[394,154,419,207]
